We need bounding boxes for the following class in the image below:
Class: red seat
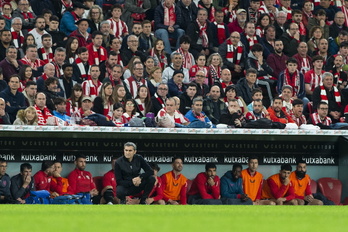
[310,179,317,194]
[93,176,104,193]
[317,177,342,205]
[307,102,314,115]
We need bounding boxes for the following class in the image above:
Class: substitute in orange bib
[261,164,297,205]
[290,160,323,205]
[161,157,187,205]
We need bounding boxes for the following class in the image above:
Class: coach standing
[115,142,155,204]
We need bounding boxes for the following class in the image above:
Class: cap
[173,70,184,77]
[81,96,92,102]
[73,2,90,10]
[75,18,90,25]
[236,9,246,14]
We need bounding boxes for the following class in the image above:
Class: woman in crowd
[223,85,248,114]
[123,99,139,122]
[147,67,162,96]
[189,54,209,85]
[123,56,141,79]
[112,102,127,127]
[87,5,104,33]
[256,14,272,38]
[92,82,114,119]
[143,56,155,79]
[207,53,223,86]
[66,83,83,116]
[13,106,38,125]
[20,34,36,58]
[135,85,152,117]
[149,39,168,69]
[65,37,79,64]
[18,65,33,91]
[307,26,324,55]
[113,84,127,105]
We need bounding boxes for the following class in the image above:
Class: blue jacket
[220,171,244,199]
[0,87,26,123]
[60,11,77,36]
[185,110,212,125]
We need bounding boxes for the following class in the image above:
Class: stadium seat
[317,177,342,205]
[187,179,193,192]
[93,176,104,193]
[310,179,317,194]
[307,102,314,115]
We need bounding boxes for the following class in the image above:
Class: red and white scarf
[284,68,300,96]
[163,2,176,26]
[103,101,113,119]
[309,70,324,91]
[176,47,194,69]
[197,19,209,48]
[21,11,34,21]
[313,0,321,7]
[21,56,44,70]
[292,20,306,36]
[332,66,344,86]
[75,58,90,80]
[35,105,53,125]
[213,21,226,45]
[341,6,348,27]
[108,18,128,38]
[71,11,79,23]
[258,5,277,22]
[61,0,73,14]
[320,84,341,107]
[154,93,165,108]
[40,47,53,64]
[220,80,233,92]
[92,46,107,65]
[245,34,258,50]
[150,48,168,69]
[292,114,307,127]
[226,40,243,64]
[300,57,311,74]
[52,60,64,77]
[209,64,221,84]
[68,53,78,64]
[311,112,332,126]
[281,6,292,20]
[222,7,236,23]
[112,115,127,127]
[82,78,102,100]
[131,0,146,21]
[11,27,24,49]
[224,97,244,113]
[246,111,266,120]
[135,98,145,116]
[255,26,264,38]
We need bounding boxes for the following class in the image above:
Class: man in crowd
[291,99,307,127]
[23,81,37,107]
[266,40,288,79]
[82,65,102,101]
[87,31,107,66]
[203,85,226,125]
[162,52,190,84]
[184,97,212,126]
[28,16,48,49]
[161,157,187,205]
[187,163,222,205]
[68,154,99,204]
[268,97,294,124]
[151,83,168,115]
[236,68,259,105]
[114,142,155,205]
[72,47,90,84]
[34,92,53,125]
[179,83,198,115]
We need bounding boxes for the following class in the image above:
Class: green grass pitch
[2,205,347,232]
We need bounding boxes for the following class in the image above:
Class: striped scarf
[154,93,166,108]
[11,28,24,49]
[213,22,226,45]
[163,3,176,26]
[75,58,90,81]
[61,0,73,14]
[35,105,53,126]
[245,34,258,49]
[176,47,194,69]
[82,78,102,101]
[40,47,53,64]
[308,70,324,91]
[197,19,208,48]
[246,111,266,120]
[209,64,221,84]
[284,68,300,96]
[92,45,107,65]
[21,11,34,21]
[311,112,332,126]
[226,40,243,64]
[150,48,168,69]
[342,5,348,27]
[320,84,341,107]
[332,66,344,86]
[222,7,236,23]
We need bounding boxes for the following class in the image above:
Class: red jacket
[33,170,52,191]
[102,170,116,197]
[187,172,220,199]
[67,168,96,194]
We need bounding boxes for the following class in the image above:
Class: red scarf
[226,40,243,65]
[311,112,332,126]
[154,93,165,108]
[52,60,64,78]
[82,78,102,100]
[245,34,258,49]
[150,48,167,69]
[209,64,221,84]
[61,0,73,14]
[40,47,53,64]
[21,11,34,21]
[131,0,146,21]
[320,84,341,107]
[222,7,236,23]
[220,80,233,92]
[176,47,194,69]
[292,114,307,127]
[112,115,127,127]
[91,45,107,65]
[197,19,208,48]
[292,20,306,36]
[75,58,90,80]
[213,21,226,45]
[11,28,24,49]
[21,56,44,70]
[71,11,79,22]
[246,111,266,120]
[284,69,300,96]
[163,3,176,26]
[35,105,53,125]
[255,26,264,38]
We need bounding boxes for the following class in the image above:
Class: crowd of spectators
[1,0,348,129]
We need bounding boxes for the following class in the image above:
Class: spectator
[13,106,38,125]
[267,97,294,124]
[0,45,23,82]
[107,4,129,39]
[23,81,37,107]
[69,19,92,48]
[53,97,70,125]
[121,0,151,29]
[60,1,89,36]
[82,65,102,101]
[266,40,288,79]
[184,97,212,126]
[220,99,246,127]
[12,0,36,32]
[34,92,54,126]
[87,31,107,66]
[203,85,226,124]
[28,16,48,49]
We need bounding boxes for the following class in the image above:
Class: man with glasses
[280,22,305,57]
[12,0,36,32]
[10,17,24,50]
[124,61,148,98]
[120,35,147,66]
[151,83,168,115]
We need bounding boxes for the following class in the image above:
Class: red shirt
[102,170,117,197]
[33,170,52,191]
[67,168,96,194]
[187,172,220,199]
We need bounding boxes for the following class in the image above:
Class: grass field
[2,205,347,232]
